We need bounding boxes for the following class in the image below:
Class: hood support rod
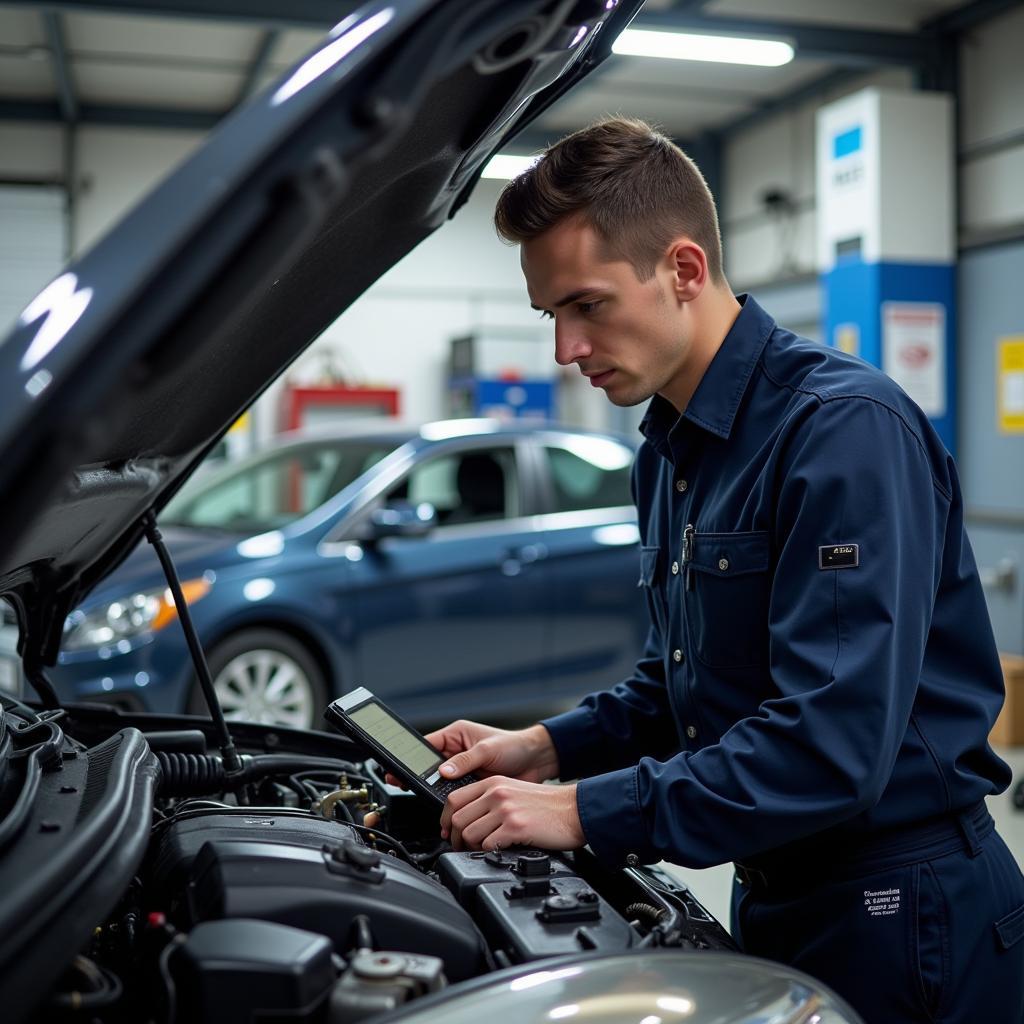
[143,512,242,775]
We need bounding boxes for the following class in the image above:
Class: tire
[187,627,328,730]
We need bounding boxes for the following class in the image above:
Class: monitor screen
[349,700,442,778]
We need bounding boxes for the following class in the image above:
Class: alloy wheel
[212,647,315,728]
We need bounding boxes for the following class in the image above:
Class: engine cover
[186,835,490,982]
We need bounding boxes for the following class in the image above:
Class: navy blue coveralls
[541,295,1024,1023]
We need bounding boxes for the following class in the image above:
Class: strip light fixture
[481,26,795,180]
[480,154,541,180]
[612,27,794,67]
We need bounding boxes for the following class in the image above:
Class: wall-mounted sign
[882,301,946,417]
[833,322,860,356]
[998,336,1024,434]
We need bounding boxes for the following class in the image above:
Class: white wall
[73,127,203,253]
[721,4,1024,288]
[721,67,914,290]
[273,177,609,438]
[0,122,64,182]
[0,123,203,254]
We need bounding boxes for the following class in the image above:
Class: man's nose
[554,320,591,366]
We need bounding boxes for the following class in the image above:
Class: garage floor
[661,745,1024,931]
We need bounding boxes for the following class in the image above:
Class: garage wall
[956,5,1024,654]
[3,4,1023,450]
[277,176,610,440]
[720,67,914,291]
[959,5,1024,243]
[0,125,567,438]
[0,184,65,336]
[0,122,64,181]
[73,127,203,253]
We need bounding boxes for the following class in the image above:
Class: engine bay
[0,698,735,1024]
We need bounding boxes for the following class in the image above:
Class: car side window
[386,447,518,526]
[180,447,344,530]
[543,441,633,513]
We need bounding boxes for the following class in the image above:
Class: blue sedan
[50,420,645,727]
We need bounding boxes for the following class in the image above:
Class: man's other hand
[441,776,584,852]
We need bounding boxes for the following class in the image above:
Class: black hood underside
[0,0,642,672]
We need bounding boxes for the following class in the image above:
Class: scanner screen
[349,701,442,778]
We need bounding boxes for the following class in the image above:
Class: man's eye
[578,301,602,315]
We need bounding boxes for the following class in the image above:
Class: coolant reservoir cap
[351,951,408,979]
[515,851,551,877]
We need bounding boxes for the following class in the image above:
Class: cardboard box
[990,654,1024,748]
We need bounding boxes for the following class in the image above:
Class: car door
[527,433,647,702]
[336,440,549,721]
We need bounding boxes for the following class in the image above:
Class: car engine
[0,700,736,1024]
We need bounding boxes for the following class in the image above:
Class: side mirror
[368,501,437,540]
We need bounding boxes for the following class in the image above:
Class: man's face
[522,217,690,408]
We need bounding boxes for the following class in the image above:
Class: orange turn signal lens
[150,578,212,632]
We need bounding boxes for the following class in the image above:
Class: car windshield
[161,439,395,533]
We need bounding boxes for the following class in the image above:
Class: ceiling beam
[0,99,222,130]
[922,0,1023,35]
[40,11,78,123]
[1,0,353,28]
[6,0,1018,50]
[716,66,864,139]
[236,29,280,104]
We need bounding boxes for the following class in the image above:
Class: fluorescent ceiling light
[481,153,541,180]
[612,28,794,67]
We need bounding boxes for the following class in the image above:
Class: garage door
[0,185,66,338]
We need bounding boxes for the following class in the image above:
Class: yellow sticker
[998,337,1024,434]
[834,322,859,356]
[228,412,251,435]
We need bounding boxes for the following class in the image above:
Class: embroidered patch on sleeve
[818,543,859,569]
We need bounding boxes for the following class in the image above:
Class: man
[425,118,1024,1021]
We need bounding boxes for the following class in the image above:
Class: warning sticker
[863,887,901,918]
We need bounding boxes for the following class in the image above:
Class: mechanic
[422,118,1024,1022]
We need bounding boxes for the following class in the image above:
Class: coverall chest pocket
[639,545,668,638]
[685,530,771,668]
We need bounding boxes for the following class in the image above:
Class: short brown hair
[494,117,724,284]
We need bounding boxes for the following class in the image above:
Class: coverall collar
[639,293,775,458]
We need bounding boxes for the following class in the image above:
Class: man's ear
[667,240,708,302]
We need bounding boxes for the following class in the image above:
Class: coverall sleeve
[573,397,951,868]
[541,622,679,779]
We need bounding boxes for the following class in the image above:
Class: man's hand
[427,720,560,784]
[440,776,584,852]
[364,720,559,829]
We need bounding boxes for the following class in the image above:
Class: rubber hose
[156,752,226,795]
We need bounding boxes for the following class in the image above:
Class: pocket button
[718,558,729,571]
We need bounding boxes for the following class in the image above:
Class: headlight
[62,577,212,652]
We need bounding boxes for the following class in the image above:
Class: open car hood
[0,0,643,675]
